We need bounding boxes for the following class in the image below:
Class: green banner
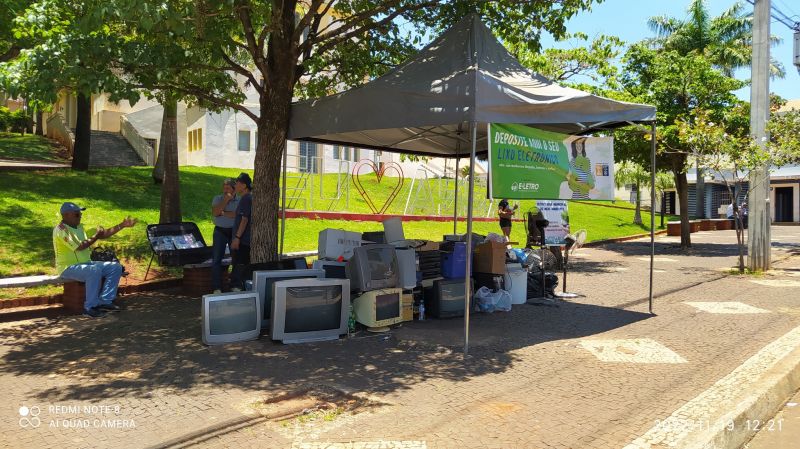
[487,123,615,200]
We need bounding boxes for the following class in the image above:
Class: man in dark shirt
[230,172,252,291]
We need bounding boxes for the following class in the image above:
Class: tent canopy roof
[289,15,655,158]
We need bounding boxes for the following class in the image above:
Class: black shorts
[499,218,512,228]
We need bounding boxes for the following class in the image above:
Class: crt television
[201,292,260,345]
[352,287,403,329]
[424,278,470,318]
[252,269,324,328]
[347,244,398,292]
[312,259,348,279]
[270,278,350,344]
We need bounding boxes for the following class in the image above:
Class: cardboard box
[415,240,440,252]
[472,240,507,274]
[318,229,362,260]
[401,293,414,322]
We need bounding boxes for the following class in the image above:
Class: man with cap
[53,202,138,317]
[210,178,239,293]
[230,172,252,291]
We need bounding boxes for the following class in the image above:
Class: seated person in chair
[53,202,137,317]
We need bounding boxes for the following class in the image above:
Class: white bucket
[504,264,528,305]
[383,217,405,243]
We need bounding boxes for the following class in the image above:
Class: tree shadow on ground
[0,289,651,402]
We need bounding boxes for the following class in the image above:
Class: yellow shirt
[53,223,96,274]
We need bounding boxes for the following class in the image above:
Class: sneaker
[97,303,121,312]
[83,308,107,318]
[212,289,222,294]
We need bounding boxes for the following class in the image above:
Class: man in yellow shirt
[53,202,137,317]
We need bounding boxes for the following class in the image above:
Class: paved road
[1,226,799,449]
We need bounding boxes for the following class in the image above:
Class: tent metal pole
[464,121,478,356]
[279,141,289,258]
[454,157,460,234]
[649,122,656,314]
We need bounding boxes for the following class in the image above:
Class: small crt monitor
[252,269,324,329]
[312,259,348,279]
[347,244,399,292]
[201,292,261,345]
[352,287,404,330]
[424,278,470,318]
[271,278,350,344]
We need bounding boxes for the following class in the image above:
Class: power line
[745,0,800,31]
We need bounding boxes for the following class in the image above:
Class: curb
[584,230,668,247]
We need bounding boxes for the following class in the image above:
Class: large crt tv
[270,278,350,344]
[201,292,260,345]
[346,244,398,292]
[353,287,403,329]
[252,269,324,329]
[424,278,470,318]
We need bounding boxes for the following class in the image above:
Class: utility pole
[747,0,771,271]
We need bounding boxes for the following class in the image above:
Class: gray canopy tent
[288,14,658,354]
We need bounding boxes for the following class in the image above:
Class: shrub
[0,106,10,132]
[9,109,31,135]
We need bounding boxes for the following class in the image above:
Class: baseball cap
[236,172,252,189]
[60,202,86,214]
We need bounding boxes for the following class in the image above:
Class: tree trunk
[673,167,691,248]
[633,182,642,225]
[660,191,665,228]
[24,99,33,134]
[158,98,181,224]
[72,93,91,171]
[35,108,44,136]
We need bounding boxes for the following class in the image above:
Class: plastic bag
[485,233,506,244]
[473,286,513,313]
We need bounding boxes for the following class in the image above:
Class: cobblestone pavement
[2,227,800,449]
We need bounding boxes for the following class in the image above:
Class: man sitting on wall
[53,202,138,317]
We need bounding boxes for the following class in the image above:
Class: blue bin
[441,242,468,278]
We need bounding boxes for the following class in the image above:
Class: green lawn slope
[0,165,668,279]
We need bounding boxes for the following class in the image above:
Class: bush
[0,106,10,132]
[9,109,31,135]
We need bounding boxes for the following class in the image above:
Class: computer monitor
[395,249,418,289]
[252,269,324,329]
[424,278,470,318]
[311,259,348,279]
[347,244,398,292]
[201,292,260,345]
[352,288,403,330]
[270,278,350,344]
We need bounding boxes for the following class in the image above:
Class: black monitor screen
[209,297,257,335]
[439,281,467,312]
[284,285,343,333]
[366,248,396,281]
[375,292,400,321]
[322,264,347,279]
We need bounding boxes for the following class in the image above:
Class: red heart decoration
[352,160,405,214]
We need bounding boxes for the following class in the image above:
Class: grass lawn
[0,132,69,162]
[0,165,670,283]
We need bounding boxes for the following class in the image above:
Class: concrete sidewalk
[1,227,799,449]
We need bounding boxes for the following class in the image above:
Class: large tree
[615,44,743,247]
[94,0,602,262]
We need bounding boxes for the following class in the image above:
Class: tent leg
[649,122,656,314]
[464,122,477,356]
[454,157,460,234]
[280,141,288,258]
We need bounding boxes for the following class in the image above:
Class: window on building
[238,130,251,152]
[188,128,203,152]
[373,150,382,164]
[299,141,318,173]
[353,148,360,161]
[333,145,341,160]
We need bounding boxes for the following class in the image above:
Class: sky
[539,0,800,101]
